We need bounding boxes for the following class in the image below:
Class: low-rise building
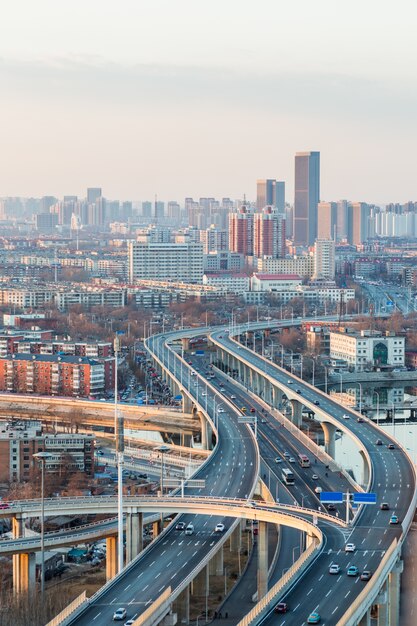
[0,420,94,482]
[203,273,250,294]
[329,328,405,371]
[251,273,302,292]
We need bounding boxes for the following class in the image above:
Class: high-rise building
[200,225,228,253]
[253,207,286,259]
[87,188,102,203]
[142,201,152,218]
[317,202,337,239]
[228,206,254,257]
[256,180,285,211]
[167,201,181,222]
[40,196,57,214]
[313,239,336,280]
[350,202,371,246]
[128,241,204,283]
[294,151,320,246]
[336,200,350,241]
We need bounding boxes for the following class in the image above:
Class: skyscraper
[256,180,285,211]
[253,207,286,259]
[294,151,320,246]
[87,188,102,203]
[317,202,337,240]
[313,238,336,280]
[228,206,254,257]
[350,202,371,246]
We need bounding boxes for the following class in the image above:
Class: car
[329,564,340,574]
[274,457,282,463]
[296,389,302,394]
[250,408,256,413]
[387,443,395,450]
[357,417,364,423]
[218,336,223,339]
[345,543,356,552]
[261,418,267,423]
[284,451,290,458]
[214,523,225,533]
[312,474,319,480]
[380,502,390,510]
[327,504,336,511]
[185,523,194,535]
[230,395,236,400]
[220,387,225,392]
[287,380,293,384]
[314,486,322,494]
[175,522,186,531]
[314,400,320,406]
[307,612,321,624]
[342,413,350,419]
[376,439,383,446]
[217,407,225,413]
[289,457,296,463]
[274,602,288,614]
[113,608,127,621]
[389,515,399,525]
[0,503,10,509]
[347,566,359,577]
[360,571,372,581]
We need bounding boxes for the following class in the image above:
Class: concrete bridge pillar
[271,386,283,409]
[125,511,143,563]
[105,536,118,581]
[12,516,35,594]
[173,584,190,624]
[153,520,162,538]
[181,392,193,414]
[388,560,403,626]
[191,564,208,597]
[321,421,337,458]
[230,524,241,553]
[358,608,371,626]
[376,584,388,626]
[359,449,370,488]
[257,521,268,600]
[290,399,303,428]
[209,545,224,576]
[181,338,190,351]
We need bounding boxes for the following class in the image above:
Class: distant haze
[1,0,416,203]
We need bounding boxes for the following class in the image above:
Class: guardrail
[131,587,172,626]
[236,535,322,626]
[45,592,87,626]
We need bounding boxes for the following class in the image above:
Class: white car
[274,457,282,463]
[185,523,194,535]
[201,391,207,396]
[329,564,340,574]
[287,380,293,384]
[345,543,356,552]
[342,413,350,419]
[289,457,296,463]
[314,486,322,494]
[214,523,225,533]
[231,395,236,400]
[312,474,319,480]
[220,387,225,392]
[113,608,127,621]
[217,407,225,413]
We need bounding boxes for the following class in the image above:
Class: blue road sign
[320,492,344,503]
[353,493,377,504]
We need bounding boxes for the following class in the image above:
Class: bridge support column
[257,521,268,600]
[359,449,370,487]
[290,399,302,428]
[181,393,193,414]
[358,608,371,626]
[388,560,403,626]
[153,520,162,538]
[125,511,143,563]
[13,552,36,594]
[230,524,241,553]
[376,585,388,626]
[321,421,337,458]
[271,386,282,409]
[191,564,208,597]
[181,338,190,352]
[173,584,190,624]
[209,545,224,576]
[105,536,118,581]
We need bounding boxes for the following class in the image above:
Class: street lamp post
[373,391,380,426]
[33,451,52,599]
[158,444,170,496]
[338,372,343,395]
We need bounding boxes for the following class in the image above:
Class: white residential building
[256,255,315,278]
[314,239,335,280]
[128,241,204,283]
[329,329,405,371]
[203,273,250,294]
[251,274,302,292]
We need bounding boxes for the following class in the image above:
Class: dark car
[357,417,364,423]
[274,602,288,614]
[380,502,390,510]
[376,439,383,446]
[314,400,320,406]
[327,504,336,511]
[250,408,256,413]
[175,522,186,531]
[360,571,372,581]
[387,443,395,450]
[296,389,302,394]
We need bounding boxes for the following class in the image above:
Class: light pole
[373,391,380,426]
[324,367,328,395]
[33,451,52,599]
[358,383,363,413]
[158,444,170,496]
[337,372,343,395]
[114,335,124,574]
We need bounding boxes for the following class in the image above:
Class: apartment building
[0,421,94,482]
[128,241,204,283]
[330,329,405,371]
[0,354,112,397]
[256,255,315,278]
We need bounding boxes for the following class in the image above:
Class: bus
[298,454,310,468]
[282,468,295,485]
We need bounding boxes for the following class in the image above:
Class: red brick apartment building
[0,354,114,397]
[0,421,94,482]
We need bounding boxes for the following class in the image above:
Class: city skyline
[1,1,416,202]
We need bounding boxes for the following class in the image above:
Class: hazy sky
[1,0,416,204]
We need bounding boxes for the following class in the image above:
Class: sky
[1,0,416,204]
